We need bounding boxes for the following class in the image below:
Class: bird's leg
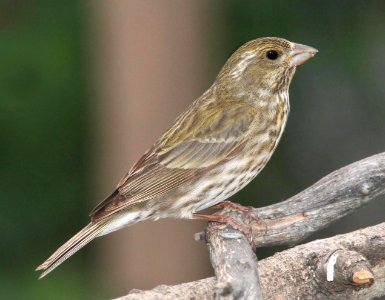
[215,200,254,213]
[214,200,262,225]
[192,212,253,244]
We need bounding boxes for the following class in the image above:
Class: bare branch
[116,152,385,299]
[116,278,215,300]
[117,222,385,300]
[206,227,263,299]
[218,152,385,247]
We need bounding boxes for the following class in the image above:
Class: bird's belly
[168,154,269,219]
[152,121,286,221]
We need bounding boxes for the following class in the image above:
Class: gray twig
[116,152,385,300]
[206,227,263,299]
[222,152,385,248]
[116,222,385,300]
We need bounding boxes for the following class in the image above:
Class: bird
[36,37,317,278]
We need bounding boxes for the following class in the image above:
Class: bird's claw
[215,200,262,226]
[193,212,255,246]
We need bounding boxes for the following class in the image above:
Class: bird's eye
[266,50,279,60]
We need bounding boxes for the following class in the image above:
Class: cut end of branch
[194,231,205,242]
[320,249,375,290]
[352,270,374,285]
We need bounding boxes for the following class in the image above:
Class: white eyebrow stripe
[230,52,257,78]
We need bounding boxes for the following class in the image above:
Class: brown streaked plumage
[36,37,317,278]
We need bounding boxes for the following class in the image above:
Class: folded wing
[90,101,256,221]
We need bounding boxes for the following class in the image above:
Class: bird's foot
[192,212,254,245]
[214,200,262,226]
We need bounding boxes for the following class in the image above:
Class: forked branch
[117,152,385,300]
[119,222,385,300]
[216,152,385,248]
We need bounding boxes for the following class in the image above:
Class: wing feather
[90,102,255,221]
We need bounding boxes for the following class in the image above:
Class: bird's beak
[289,43,318,67]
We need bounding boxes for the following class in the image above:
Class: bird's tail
[36,221,107,279]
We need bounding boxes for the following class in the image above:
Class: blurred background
[1,0,385,299]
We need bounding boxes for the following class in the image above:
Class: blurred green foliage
[0,0,95,298]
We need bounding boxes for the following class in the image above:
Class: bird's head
[217,37,318,96]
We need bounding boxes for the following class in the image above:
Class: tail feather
[36,221,106,279]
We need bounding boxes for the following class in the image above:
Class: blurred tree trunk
[89,0,215,294]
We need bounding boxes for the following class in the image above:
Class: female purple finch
[37,37,317,278]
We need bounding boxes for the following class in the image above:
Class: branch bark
[219,152,385,248]
[117,222,385,300]
[116,152,385,299]
[206,227,263,299]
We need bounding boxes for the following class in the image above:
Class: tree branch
[116,152,385,299]
[116,222,385,300]
[217,152,385,248]
[206,227,263,299]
